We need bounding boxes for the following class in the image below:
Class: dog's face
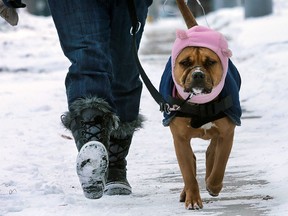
[174,47,223,95]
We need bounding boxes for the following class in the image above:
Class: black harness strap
[168,94,233,117]
[172,95,233,128]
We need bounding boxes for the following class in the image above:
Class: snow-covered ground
[1,1,288,215]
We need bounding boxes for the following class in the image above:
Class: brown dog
[167,0,239,210]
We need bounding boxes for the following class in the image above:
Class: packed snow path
[1,2,288,215]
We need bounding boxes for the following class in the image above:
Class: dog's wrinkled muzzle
[184,66,212,95]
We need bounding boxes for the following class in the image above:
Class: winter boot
[61,97,119,199]
[104,115,144,195]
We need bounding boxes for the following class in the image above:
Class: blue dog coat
[159,57,242,127]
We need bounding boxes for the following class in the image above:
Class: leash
[126,0,233,122]
[126,0,200,114]
[127,0,173,113]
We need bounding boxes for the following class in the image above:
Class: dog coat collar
[171,26,232,104]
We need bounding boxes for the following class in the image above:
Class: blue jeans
[48,0,152,122]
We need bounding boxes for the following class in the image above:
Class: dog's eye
[204,59,216,68]
[179,58,193,68]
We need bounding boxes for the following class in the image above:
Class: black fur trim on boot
[105,114,145,195]
[61,97,119,151]
[110,114,145,138]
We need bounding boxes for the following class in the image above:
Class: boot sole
[76,141,108,199]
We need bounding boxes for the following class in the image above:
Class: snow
[1,0,288,215]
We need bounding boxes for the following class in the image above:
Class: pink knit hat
[171,26,232,104]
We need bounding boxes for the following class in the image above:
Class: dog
[159,0,242,210]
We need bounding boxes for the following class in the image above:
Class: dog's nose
[192,71,205,80]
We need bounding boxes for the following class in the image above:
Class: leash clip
[161,94,193,114]
[130,21,141,35]
[161,103,180,115]
[169,104,181,112]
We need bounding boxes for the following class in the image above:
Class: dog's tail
[176,0,198,29]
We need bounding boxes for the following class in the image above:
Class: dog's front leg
[173,137,203,209]
[205,118,235,196]
[170,119,203,209]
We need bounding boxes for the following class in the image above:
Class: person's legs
[105,0,152,195]
[48,0,152,197]
[48,0,115,109]
[48,0,119,199]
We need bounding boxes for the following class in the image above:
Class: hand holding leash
[0,0,26,26]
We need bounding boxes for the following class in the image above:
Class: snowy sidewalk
[1,3,288,215]
[0,54,278,216]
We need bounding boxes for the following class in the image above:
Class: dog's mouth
[192,87,208,95]
[187,87,212,95]
[183,80,213,95]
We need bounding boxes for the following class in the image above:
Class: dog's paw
[206,181,222,197]
[206,186,219,197]
[185,199,203,210]
[179,189,186,202]
[180,189,203,210]
[186,202,202,210]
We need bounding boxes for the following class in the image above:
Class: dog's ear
[176,0,198,29]
[176,29,189,39]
